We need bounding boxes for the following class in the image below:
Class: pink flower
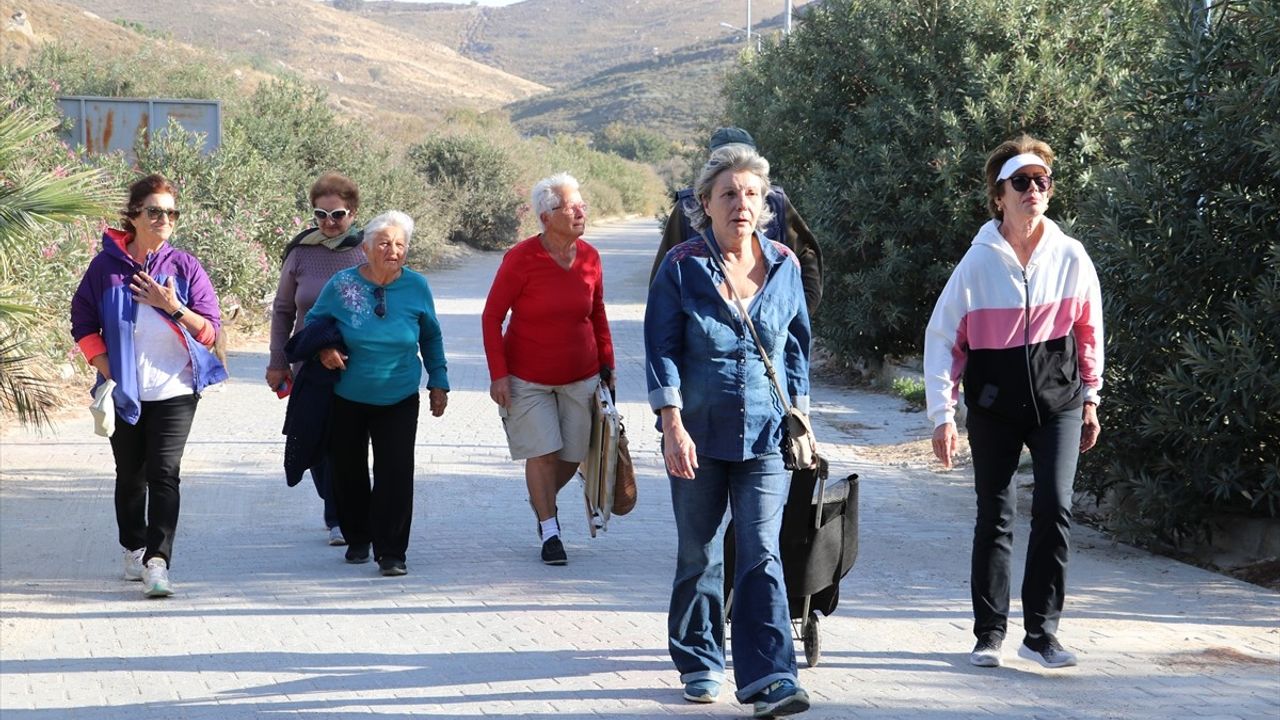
[52,165,67,178]
[292,216,302,226]
[42,244,57,258]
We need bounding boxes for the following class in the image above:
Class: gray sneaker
[969,636,1003,667]
[123,548,145,581]
[327,526,347,546]
[141,557,173,598]
[1018,634,1078,668]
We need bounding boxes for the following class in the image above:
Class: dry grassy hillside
[359,0,814,88]
[47,0,547,123]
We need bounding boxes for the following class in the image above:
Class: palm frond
[0,108,120,259]
[0,332,59,431]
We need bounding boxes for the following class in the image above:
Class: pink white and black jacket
[924,217,1103,428]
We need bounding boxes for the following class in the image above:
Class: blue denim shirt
[645,232,811,462]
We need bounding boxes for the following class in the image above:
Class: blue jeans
[668,452,797,702]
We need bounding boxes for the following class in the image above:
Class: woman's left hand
[1080,402,1101,453]
[428,387,448,417]
[130,271,180,314]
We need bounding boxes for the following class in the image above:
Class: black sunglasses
[1004,174,1054,193]
[142,206,181,222]
[372,286,385,318]
[314,208,351,223]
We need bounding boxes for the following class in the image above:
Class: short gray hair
[531,172,580,232]
[685,143,774,232]
[363,210,414,246]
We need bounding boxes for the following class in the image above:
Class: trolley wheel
[802,612,821,667]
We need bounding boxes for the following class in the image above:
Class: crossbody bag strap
[702,231,792,413]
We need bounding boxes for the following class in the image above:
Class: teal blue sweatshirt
[306,267,449,405]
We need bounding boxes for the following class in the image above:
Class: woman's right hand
[265,368,292,392]
[318,348,347,371]
[489,376,511,408]
[661,408,698,479]
[932,422,959,468]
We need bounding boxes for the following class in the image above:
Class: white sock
[540,517,560,540]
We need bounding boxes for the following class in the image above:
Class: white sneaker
[123,548,145,581]
[142,557,173,598]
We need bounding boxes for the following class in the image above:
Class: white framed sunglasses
[313,208,352,222]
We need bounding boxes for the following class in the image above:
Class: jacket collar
[972,217,1063,268]
[102,227,172,268]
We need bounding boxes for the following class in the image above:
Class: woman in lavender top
[266,172,365,546]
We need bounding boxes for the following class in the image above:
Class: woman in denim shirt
[645,144,812,718]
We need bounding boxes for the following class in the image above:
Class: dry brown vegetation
[362,0,814,87]
[43,0,546,127]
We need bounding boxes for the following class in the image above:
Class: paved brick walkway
[2,219,1277,718]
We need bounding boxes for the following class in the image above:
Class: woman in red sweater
[481,173,615,566]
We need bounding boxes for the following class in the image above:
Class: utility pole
[785,0,793,35]
[746,0,752,51]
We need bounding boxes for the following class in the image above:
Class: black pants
[110,394,199,565]
[967,408,1082,641]
[330,393,419,563]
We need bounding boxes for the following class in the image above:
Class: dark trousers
[110,394,199,565]
[329,393,419,562]
[310,455,339,529]
[967,408,1082,641]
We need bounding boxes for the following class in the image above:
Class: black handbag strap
[701,231,792,413]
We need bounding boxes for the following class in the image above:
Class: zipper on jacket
[1021,267,1042,426]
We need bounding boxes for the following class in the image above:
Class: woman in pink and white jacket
[924,135,1103,671]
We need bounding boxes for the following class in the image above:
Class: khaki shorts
[499,374,599,462]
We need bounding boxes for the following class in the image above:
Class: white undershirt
[134,307,194,401]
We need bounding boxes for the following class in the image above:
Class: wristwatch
[169,306,185,321]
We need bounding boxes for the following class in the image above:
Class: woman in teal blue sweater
[307,210,449,577]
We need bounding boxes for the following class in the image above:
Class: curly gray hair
[363,210,414,246]
[684,143,774,232]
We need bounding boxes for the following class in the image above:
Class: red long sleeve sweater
[481,235,614,385]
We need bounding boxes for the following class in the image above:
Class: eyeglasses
[372,286,385,318]
[1004,174,1054,193]
[557,202,588,214]
[313,208,351,223]
[143,206,181,222]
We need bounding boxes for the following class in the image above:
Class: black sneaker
[1018,634,1078,668]
[541,535,567,565]
[344,543,371,564]
[969,635,1003,667]
[378,557,407,576]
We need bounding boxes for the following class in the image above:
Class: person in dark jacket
[651,127,824,315]
[70,173,227,599]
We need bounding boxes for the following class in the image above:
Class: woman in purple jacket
[70,173,227,598]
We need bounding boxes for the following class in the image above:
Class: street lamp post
[720,21,762,53]
[785,0,793,35]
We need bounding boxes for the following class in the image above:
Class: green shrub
[722,0,1164,365]
[131,120,292,321]
[409,134,522,250]
[890,377,926,411]
[1076,0,1280,542]
[593,122,678,164]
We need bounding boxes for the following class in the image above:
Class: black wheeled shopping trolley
[725,456,859,667]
